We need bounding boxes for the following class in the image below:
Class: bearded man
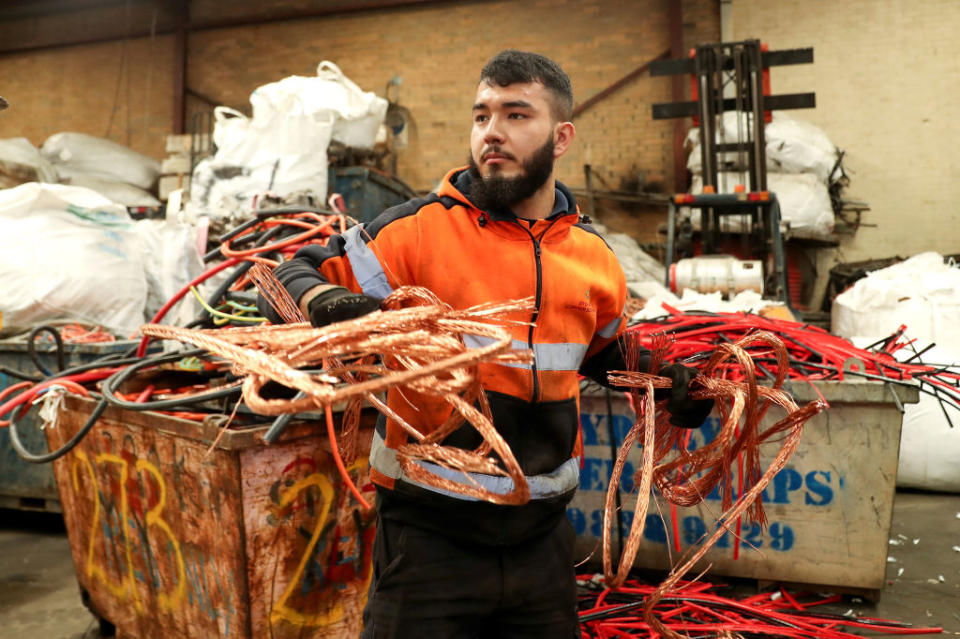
[259,49,709,639]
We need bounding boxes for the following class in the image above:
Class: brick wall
[732,0,960,262]
[0,35,176,160]
[186,0,719,194]
[0,0,719,218]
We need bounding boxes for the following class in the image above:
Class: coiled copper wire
[141,286,536,505]
[604,331,827,638]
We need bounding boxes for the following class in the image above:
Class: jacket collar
[438,167,580,223]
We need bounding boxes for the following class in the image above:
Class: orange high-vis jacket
[268,167,627,544]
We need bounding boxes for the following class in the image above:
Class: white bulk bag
[63,175,161,207]
[133,218,203,323]
[832,253,960,356]
[191,95,334,213]
[894,346,960,492]
[0,137,59,186]
[41,132,161,190]
[686,112,840,184]
[250,60,387,149]
[688,172,834,237]
[249,61,387,149]
[0,183,147,337]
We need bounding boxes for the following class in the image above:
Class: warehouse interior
[0,0,958,637]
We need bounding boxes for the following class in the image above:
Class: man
[259,50,710,639]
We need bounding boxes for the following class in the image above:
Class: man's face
[470,80,559,182]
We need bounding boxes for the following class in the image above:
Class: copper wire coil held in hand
[141,286,535,506]
[602,331,826,639]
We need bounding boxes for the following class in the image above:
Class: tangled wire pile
[143,286,536,507]
[626,309,960,413]
[602,331,826,638]
[577,575,942,637]
[1,206,945,637]
[0,207,355,462]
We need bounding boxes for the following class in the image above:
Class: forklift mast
[651,40,815,303]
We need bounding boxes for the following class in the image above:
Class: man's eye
[474,114,488,123]
[509,113,526,119]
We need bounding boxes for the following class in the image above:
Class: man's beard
[467,135,555,213]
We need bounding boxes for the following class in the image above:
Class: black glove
[656,364,713,429]
[307,286,381,327]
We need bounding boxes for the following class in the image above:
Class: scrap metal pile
[0,207,536,511]
[0,208,357,462]
[0,209,949,638]
[625,307,960,414]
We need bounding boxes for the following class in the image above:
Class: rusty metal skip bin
[47,395,376,638]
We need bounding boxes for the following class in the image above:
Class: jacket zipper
[514,219,559,402]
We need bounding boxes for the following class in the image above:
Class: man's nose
[483,115,506,144]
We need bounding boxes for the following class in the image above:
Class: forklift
[651,40,815,306]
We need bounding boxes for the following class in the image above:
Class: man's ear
[553,121,575,158]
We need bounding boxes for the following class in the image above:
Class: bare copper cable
[603,331,827,637]
[247,262,370,462]
[248,263,306,324]
[141,286,536,505]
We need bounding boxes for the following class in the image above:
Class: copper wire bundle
[603,331,827,639]
[248,262,306,324]
[141,286,536,506]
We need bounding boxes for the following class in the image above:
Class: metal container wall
[328,166,416,224]
[0,339,138,512]
[570,381,917,594]
[48,396,374,638]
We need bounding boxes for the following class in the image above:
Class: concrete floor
[0,491,958,638]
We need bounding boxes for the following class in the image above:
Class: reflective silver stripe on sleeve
[368,430,580,501]
[597,315,623,339]
[369,427,402,478]
[462,334,588,372]
[342,224,394,299]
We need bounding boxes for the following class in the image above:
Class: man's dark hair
[479,50,573,122]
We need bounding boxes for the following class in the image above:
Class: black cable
[751,356,960,406]
[197,259,255,313]
[262,391,308,443]
[902,342,936,364]
[100,349,242,411]
[199,225,285,320]
[216,207,339,245]
[205,213,317,262]
[27,325,65,377]
[0,364,43,382]
[39,354,153,381]
[8,396,109,464]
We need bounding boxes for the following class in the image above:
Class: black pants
[361,515,580,639]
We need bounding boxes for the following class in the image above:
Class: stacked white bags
[40,132,161,207]
[0,137,59,187]
[191,61,388,216]
[685,112,843,237]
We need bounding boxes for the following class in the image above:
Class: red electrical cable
[136,257,241,357]
[0,371,112,427]
[577,575,942,638]
[220,214,338,259]
[324,403,371,510]
[134,384,156,403]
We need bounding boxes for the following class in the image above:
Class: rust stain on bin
[48,395,374,638]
